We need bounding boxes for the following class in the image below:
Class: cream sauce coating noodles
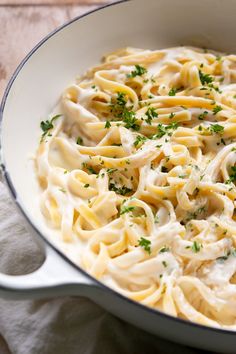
[36,46,236,329]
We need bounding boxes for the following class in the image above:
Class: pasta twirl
[36,46,236,329]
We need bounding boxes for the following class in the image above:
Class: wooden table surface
[0,0,116,99]
[0,1,115,352]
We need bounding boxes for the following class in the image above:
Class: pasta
[36,46,236,329]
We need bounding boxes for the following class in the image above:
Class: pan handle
[0,244,97,300]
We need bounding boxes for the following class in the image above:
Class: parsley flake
[40,114,62,141]
[168,88,177,96]
[210,124,224,134]
[134,135,147,147]
[198,111,208,120]
[76,136,83,145]
[212,105,223,115]
[192,241,202,253]
[120,205,135,215]
[199,70,213,85]
[145,107,158,125]
[138,237,151,254]
[127,65,147,78]
[105,121,111,129]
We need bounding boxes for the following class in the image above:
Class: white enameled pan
[1,0,236,352]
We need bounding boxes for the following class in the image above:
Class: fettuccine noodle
[36,46,236,329]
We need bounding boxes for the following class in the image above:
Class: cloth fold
[0,182,207,354]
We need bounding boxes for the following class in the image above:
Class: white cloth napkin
[0,182,208,354]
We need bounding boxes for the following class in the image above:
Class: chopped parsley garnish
[123,110,140,131]
[105,121,111,129]
[168,88,177,96]
[76,136,83,145]
[186,206,206,221]
[109,183,133,196]
[127,65,147,78]
[162,261,168,268]
[216,249,236,263]
[198,111,208,120]
[199,123,224,136]
[226,166,236,184]
[212,105,223,115]
[116,92,127,107]
[209,124,224,134]
[169,112,176,119]
[107,168,118,174]
[40,114,62,141]
[84,184,90,188]
[199,70,213,85]
[110,92,140,131]
[159,246,170,253]
[138,237,151,254]
[134,135,147,147]
[120,205,135,215]
[82,163,97,175]
[161,166,168,173]
[191,241,202,253]
[145,107,158,125]
[152,122,179,139]
[59,188,66,193]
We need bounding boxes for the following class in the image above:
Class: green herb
[105,121,111,129]
[138,237,151,254]
[216,249,236,263]
[64,170,68,174]
[116,92,127,107]
[168,88,177,96]
[226,166,236,184]
[107,168,118,174]
[120,205,135,215]
[82,163,97,175]
[212,105,223,115]
[198,111,208,120]
[127,65,147,78]
[208,83,222,93]
[109,183,133,196]
[76,136,83,145]
[152,122,179,139]
[145,107,158,125]
[169,112,176,119]
[159,246,170,253]
[59,188,66,193]
[186,206,206,221]
[199,70,213,85]
[210,124,224,134]
[84,184,90,188]
[162,261,168,268]
[134,135,147,147]
[123,110,140,131]
[161,166,168,173]
[220,138,226,145]
[191,241,202,253]
[40,114,62,141]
